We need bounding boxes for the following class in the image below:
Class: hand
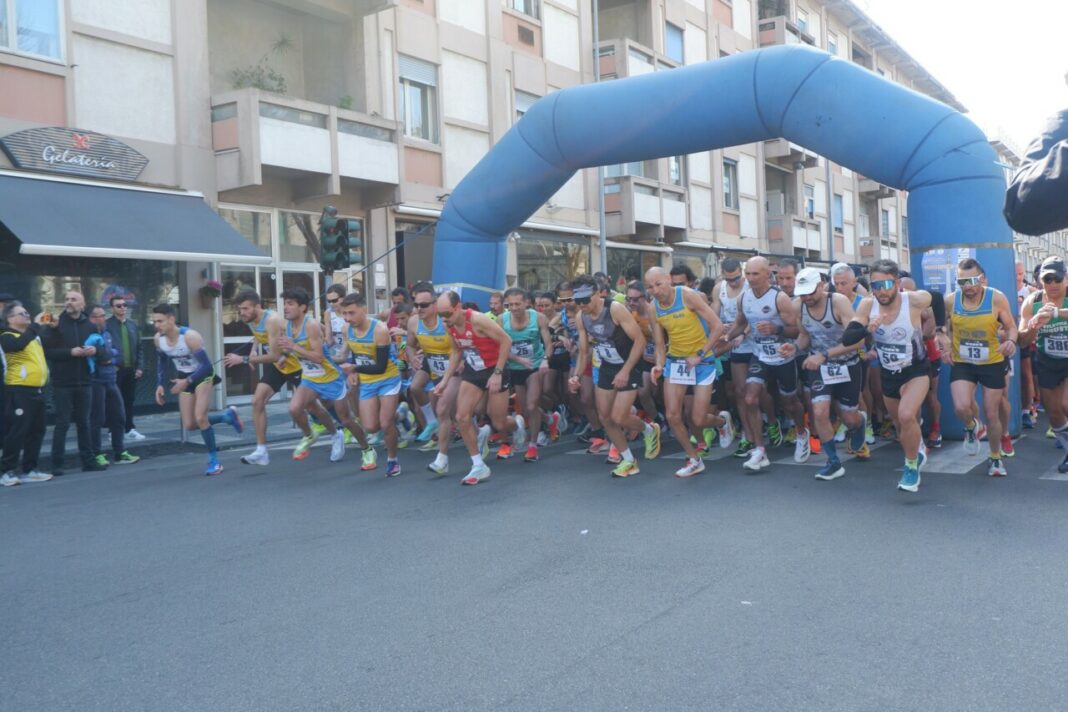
[803,353,823,370]
[71,346,85,358]
[611,368,631,390]
[169,378,187,395]
[389,327,407,338]
[997,340,1017,358]
[82,346,97,357]
[567,375,580,394]
[223,352,245,368]
[155,385,165,406]
[339,362,355,373]
[685,354,702,369]
[936,334,951,356]
[867,314,885,333]
[432,379,447,397]
[778,343,797,359]
[347,372,360,387]
[487,373,502,393]
[135,369,143,379]
[35,312,54,326]
[755,321,777,336]
[650,365,663,386]
[538,360,549,372]
[731,335,744,349]
[277,336,294,351]
[865,349,878,362]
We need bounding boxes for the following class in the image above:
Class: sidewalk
[42,401,303,464]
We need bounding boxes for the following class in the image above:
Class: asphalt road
[4,423,1068,711]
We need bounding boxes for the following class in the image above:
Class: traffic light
[318,206,349,271]
[342,219,363,266]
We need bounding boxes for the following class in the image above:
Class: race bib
[463,348,486,370]
[878,342,910,371]
[959,339,989,364]
[172,354,198,373]
[820,362,849,384]
[1007,358,1014,377]
[594,343,623,365]
[756,336,780,359]
[668,359,696,385]
[426,353,448,376]
[1046,336,1068,357]
[299,357,326,377]
[510,341,534,360]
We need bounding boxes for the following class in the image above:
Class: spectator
[1005,74,1068,235]
[670,264,698,288]
[42,290,104,474]
[88,305,139,467]
[1,301,52,485]
[106,294,145,441]
[381,287,412,330]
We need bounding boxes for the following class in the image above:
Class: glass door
[220,265,279,403]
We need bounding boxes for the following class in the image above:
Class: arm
[721,296,749,342]
[434,338,463,396]
[756,291,800,339]
[0,325,39,353]
[352,323,393,375]
[842,298,873,346]
[570,314,590,391]
[471,313,511,373]
[681,287,725,361]
[994,291,1019,358]
[650,305,667,385]
[133,321,144,372]
[154,335,168,405]
[288,319,325,364]
[1018,294,1041,348]
[537,313,552,371]
[611,302,646,378]
[1004,108,1068,235]
[42,325,80,361]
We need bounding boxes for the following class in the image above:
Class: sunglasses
[113,303,127,308]
[573,296,592,305]
[871,279,896,291]
[1043,274,1064,284]
[956,276,982,287]
[557,297,573,303]
[625,296,642,302]
[414,301,433,309]
[326,298,339,305]
[726,274,743,283]
[11,311,29,318]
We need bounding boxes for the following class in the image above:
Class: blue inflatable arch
[431,44,1012,308]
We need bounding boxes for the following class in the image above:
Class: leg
[982,385,1005,457]
[742,382,766,450]
[580,376,602,430]
[305,398,338,435]
[90,382,105,457]
[118,367,137,432]
[454,382,483,457]
[950,379,980,429]
[106,382,127,457]
[892,377,930,461]
[523,373,544,443]
[2,390,27,473]
[72,385,95,467]
[435,377,461,457]
[596,387,627,452]
[485,388,516,437]
[331,398,368,448]
[287,386,314,436]
[358,395,382,436]
[379,393,400,459]
[22,391,47,474]
[251,383,276,446]
[663,381,698,459]
[50,386,73,469]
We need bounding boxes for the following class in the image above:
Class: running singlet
[250,308,273,346]
[447,309,501,372]
[581,303,632,366]
[1036,297,1068,360]
[719,281,752,354]
[741,287,789,366]
[502,308,544,370]
[288,317,341,384]
[346,318,400,383]
[871,291,926,371]
[416,315,452,380]
[328,309,347,360]
[802,297,857,366]
[951,287,1003,365]
[158,327,204,376]
[654,286,709,358]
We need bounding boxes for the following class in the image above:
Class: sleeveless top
[502,308,544,370]
[2,331,48,387]
[802,296,857,366]
[159,327,201,375]
[447,309,501,373]
[654,286,709,359]
[416,315,452,379]
[741,286,789,366]
[871,292,926,371]
[719,281,752,354]
[951,287,1003,365]
[251,308,273,346]
[287,317,341,384]
[327,309,347,360]
[581,302,633,366]
[346,317,400,384]
[1036,296,1068,360]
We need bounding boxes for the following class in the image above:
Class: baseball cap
[1040,256,1066,280]
[794,267,822,296]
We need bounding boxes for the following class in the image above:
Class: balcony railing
[604,176,688,238]
[758,16,815,49]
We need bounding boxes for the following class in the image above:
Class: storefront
[514,228,592,294]
[605,240,672,292]
[671,241,715,282]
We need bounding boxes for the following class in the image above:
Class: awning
[0,171,271,264]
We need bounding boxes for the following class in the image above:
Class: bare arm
[471,312,512,372]
[537,313,553,370]
[681,287,725,356]
[611,301,646,375]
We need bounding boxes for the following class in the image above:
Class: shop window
[607,248,661,290]
[278,211,317,264]
[398,55,439,144]
[2,0,62,60]
[219,208,272,255]
[516,236,590,294]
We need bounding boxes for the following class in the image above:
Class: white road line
[772,439,892,467]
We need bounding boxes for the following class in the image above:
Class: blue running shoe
[205,460,224,477]
[814,459,845,481]
[385,459,401,477]
[898,464,920,492]
[849,412,867,453]
[416,421,439,442]
[1022,411,1034,429]
[226,406,244,434]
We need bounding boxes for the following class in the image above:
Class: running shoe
[743,448,770,472]
[385,459,401,477]
[864,418,876,445]
[1022,411,1035,429]
[461,462,491,485]
[852,443,871,461]
[898,463,920,492]
[496,443,514,459]
[575,422,593,442]
[293,431,319,460]
[793,430,811,463]
[1,472,21,487]
[605,445,622,465]
[536,431,550,447]
[702,427,715,451]
[918,441,928,471]
[226,406,244,434]
[427,458,449,475]
[418,437,440,453]
[1000,435,1015,458]
[524,444,539,462]
[784,426,797,445]
[879,420,895,439]
[310,422,328,438]
[733,438,755,458]
[241,450,269,466]
[644,422,662,459]
[849,412,867,454]
[329,431,346,462]
[115,451,140,465]
[343,428,356,445]
[1058,453,1068,474]
[477,424,492,460]
[674,457,705,478]
[927,430,943,448]
[987,457,1007,477]
[767,423,784,447]
[611,459,640,478]
[513,414,527,449]
[586,437,609,455]
[815,459,845,481]
[547,411,561,441]
[975,422,988,442]
[94,454,110,468]
[360,447,377,471]
[1048,427,1056,440]
[963,422,980,456]
[19,470,53,483]
[834,423,847,443]
[205,460,224,477]
[416,421,439,443]
[717,411,735,449]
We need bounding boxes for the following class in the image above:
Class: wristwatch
[696,348,706,359]
[242,355,250,365]
[493,367,503,375]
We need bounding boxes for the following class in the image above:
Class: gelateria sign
[0,127,148,181]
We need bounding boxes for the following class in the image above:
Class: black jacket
[42,311,95,387]
[105,315,143,370]
[1005,109,1068,236]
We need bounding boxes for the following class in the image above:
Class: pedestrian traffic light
[318,206,350,271]
[342,219,363,266]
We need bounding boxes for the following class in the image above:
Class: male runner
[152,305,243,476]
[936,257,1017,476]
[557,282,605,448]
[569,275,661,477]
[1016,261,1038,427]
[624,282,661,422]
[435,290,520,485]
[775,258,811,445]
[830,262,877,444]
[500,288,553,462]
[842,259,945,492]
[645,266,731,478]
[721,256,809,471]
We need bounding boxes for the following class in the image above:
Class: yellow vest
[951,287,1003,365]
[3,331,49,387]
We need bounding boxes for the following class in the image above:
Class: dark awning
[0,172,271,264]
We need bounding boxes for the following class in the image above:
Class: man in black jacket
[106,294,144,440]
[42,290,104,474]
[1004,73,1068,235]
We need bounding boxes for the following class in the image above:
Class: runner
[1019,256,1068,472]
[721,256,809,472]
[1016,261,1038,428]
[785,268,868,481]
[337,292,403,476]
[831,262,878,445]
[569,275,661,477]
[624,282,661,423]
[222,290,295,466]
[435,290,521,485]
[558,282,605,447]
[937,257,1017,476]
[500,288,553,462]
[151,304,243,476]
[535,291,567,443]
[644,266,732,478]
[775,258,810,446]
[842,259,945,492]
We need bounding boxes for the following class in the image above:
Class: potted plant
[198,279,223,309]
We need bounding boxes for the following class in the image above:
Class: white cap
[794,267,823,296]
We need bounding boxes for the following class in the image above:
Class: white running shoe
[833,424,847,443]
[476,424,492,459]
[794,430,811,463]
[240,450,270,466]
[513,414,527,449]
[461,462,491,485]
[329,431,346,462]
[717,410,735,449]
[674,457,705,478]
[743,448,770,472]
[536,431,550,447]
[20,470,53,483]
[1,472,21,487]
[126,429,147,441]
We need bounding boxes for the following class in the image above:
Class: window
[827,31,838,56]
[607,248,661,289]
[832,194,844,232]
[668,155,684,186]
[510,0,540,20]
[516,235,589,293]
[219,208,272,254]
[1,0,62,59]
[665,22,684,64]
[796,8,808,32]
[880,208,890,236]
[804,184,815,219]
[278,211,317,264]
[722,159,739,210]
[398,55,439,143]
[515,90,539,122]
[901,216,909,245]
[605,162,644,178]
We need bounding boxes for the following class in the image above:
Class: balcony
[758,16,815,49]
[859,238,877,259]
[210,89,400,195]
[768,216,822,254]
[597,39,680,81]
[857,176,897,200]
[764,139,819,170]
[604,176,687,241]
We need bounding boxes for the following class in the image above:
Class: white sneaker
[674,457,705,478]
[461,462,491,485]
[743,448,770,472]
[536,431,550,447]
[240,450,270,466]
[476,424,492,459]
[329,431,346,462]
[833,424,847,443]
[20,470,53,483]
[1,472,20,487]
[717,410,735,449]
[794,430,811,463]
[126,429,147,441]
[513,414,527,449]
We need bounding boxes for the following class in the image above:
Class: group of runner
[145,253,1068,494]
